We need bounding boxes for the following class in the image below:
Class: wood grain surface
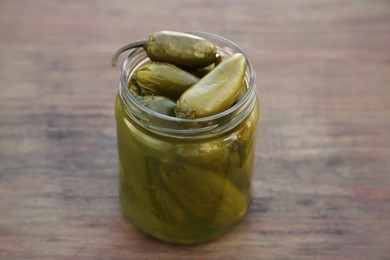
[1,0,389,259]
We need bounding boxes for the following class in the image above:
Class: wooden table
[1,0,389,259]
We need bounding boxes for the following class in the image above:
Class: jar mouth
[119,31,257,138]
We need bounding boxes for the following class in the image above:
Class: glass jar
[114,31,259,244]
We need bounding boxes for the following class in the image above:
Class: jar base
[119,179,249,245]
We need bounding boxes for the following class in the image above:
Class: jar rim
[118,31,257,138]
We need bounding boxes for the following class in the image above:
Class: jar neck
[118,32,257,140]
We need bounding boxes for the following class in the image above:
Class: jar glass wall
[115,32,259,244]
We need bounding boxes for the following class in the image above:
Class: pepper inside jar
[113,31,259,244]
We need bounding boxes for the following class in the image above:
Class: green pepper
[112,31,217,69]
[116,97,185,226]
[138,95,176,116]
[146,31,217,69]
[134,62,199,99]
[191,63,215,78]
[175,139,231,172]
[119,164,185,227]
[128,80,145,97]
[160,162,248,226]
[175,53,247,118]
[191,54,224,78]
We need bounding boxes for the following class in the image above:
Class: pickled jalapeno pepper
[112,30,217,68]
[146,31,217,69]
[134,62,199,99]
[114,31,259,244]
[175,53,246,118]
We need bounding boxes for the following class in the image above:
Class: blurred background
[1,0,389,259]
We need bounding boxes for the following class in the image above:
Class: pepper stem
[112,39,148,67]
